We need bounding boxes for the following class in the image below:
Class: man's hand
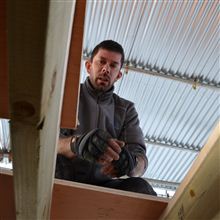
[71,129,124,163]
[101,146,137,177]
[98,139,124,164]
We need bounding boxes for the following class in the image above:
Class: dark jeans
[55,154,157,196]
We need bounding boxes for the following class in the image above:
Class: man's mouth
[97,77,109,83]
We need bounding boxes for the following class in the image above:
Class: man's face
[85,49,122,91]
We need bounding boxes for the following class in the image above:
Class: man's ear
[85,60,92,74]
[116,71,122,81]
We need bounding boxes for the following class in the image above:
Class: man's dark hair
[91,40,125,68]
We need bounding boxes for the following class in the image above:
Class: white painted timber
[159,121,220,220]
[7,1,76,219]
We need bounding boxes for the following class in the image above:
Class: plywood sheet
[0,170,168,220]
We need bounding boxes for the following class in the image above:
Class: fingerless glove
[70,129,111,162]
[111,146,137,177]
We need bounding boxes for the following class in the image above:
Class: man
[56,40,156,195]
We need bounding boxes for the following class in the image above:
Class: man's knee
[120,177,157,196]
[55,154,74,181]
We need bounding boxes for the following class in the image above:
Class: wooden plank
[0,0,9,119]
[60,0,86,129]
[7,1,75,219]
[51,180,167,220]
[159,121,220,220]
[0,170,168,220]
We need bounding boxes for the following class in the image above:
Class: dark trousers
[55,154,157,196]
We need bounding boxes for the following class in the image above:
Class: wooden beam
[159,121,220,220]
[60,0,86,129]
[7,1,75,219]
[0,0,85,127]
[0,169,168,220]
[0,0,9,118]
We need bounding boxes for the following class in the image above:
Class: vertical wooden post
[7,1,76,219]
[61,0,86,129]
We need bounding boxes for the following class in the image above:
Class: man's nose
[102,63,110,74]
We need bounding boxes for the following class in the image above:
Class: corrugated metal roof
[82,0,220,189]
[146,144,197,183]
[115,71,219,151]
[83,0,219,87]
[0,119,10,151]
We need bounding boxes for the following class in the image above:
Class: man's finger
[98,153,113,163]
[104,146,120,160]
[114,139,125,147]
[107,139,124,154]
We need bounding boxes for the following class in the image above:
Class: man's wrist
[58,137,75,158]
[128,155,147,177]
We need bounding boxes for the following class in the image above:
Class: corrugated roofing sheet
[83,0,219,87]
[0,119,10,151]
[115,71,219,151]
[146,144,197,183]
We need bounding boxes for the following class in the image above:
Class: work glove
[70,129,111,162]
[111,147,137,177]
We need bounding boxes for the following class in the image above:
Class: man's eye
[110,64,117,68]
[100,60,105,65]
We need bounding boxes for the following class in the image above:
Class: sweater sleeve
[120,102,148,174]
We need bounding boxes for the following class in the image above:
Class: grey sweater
[59,77,148,179]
